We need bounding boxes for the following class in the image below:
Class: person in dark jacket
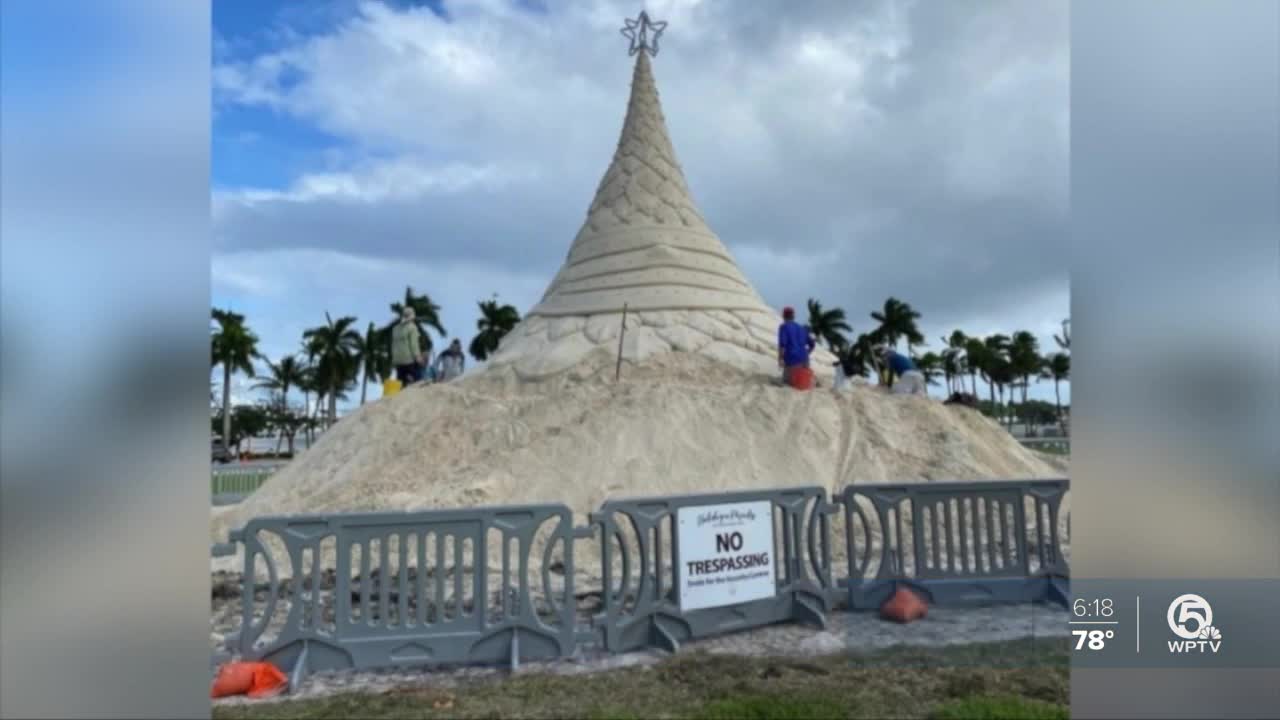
[433,339,466,382]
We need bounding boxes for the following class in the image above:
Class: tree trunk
[329,392,338,427]
[360,374,368,405]
[971,372,978,397]
[312,393,324,436]
[1054,379,1063,430]
[221,364,233,451]
[287,431,295,456]
[302,390,312,445]
[1021,378,1031,435]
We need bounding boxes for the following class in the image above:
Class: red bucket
[787,366,815,391]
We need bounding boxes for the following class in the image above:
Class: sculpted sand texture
[489,51,834,380]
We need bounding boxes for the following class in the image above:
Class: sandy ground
[210,601,1070,707]
[209,352,1067,588]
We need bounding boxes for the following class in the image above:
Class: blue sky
[211,0,1071,411]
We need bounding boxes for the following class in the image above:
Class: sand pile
[212,351,1063,576]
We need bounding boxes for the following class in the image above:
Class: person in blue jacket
[776,306,815,385]
[879,345,927,396]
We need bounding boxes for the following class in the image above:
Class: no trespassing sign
[677,500,777,611]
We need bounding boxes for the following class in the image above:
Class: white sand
[211,351,1064,579]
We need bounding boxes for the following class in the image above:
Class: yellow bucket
[383,378,402,397]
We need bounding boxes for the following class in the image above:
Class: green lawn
[213,638,1068,719]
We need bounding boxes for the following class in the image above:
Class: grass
[212,638,1069,720]
[931,695,1068,720]
[211,469,277,496]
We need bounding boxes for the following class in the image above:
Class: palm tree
[1054,317,1071,351]
[298,337,321,446]
[963,337,987,399]
[387,286,446,356]
[469,297,521,362]
[870,297,925,354]
[940,348,962,395]
[303,312,363,428]
[840,332,879,380]
[253,354,307,454]
[976,334,1011,413]
[1041,352,1071,429]
[915,351,944,396]
[1008,331,1043,433]
[253,355,305,403]
[806,299,852,352]
[211,309,260,452]
[355,322,392,405]
[940,330,968,395]
[980,334,1019,429]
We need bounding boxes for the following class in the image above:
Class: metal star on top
[620,10,667,57]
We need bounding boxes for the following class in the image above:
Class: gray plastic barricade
[839,479,1070,610]
[590,486,838,654]
[222,504,578,690]
[212,479,1069,688]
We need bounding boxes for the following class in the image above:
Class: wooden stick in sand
[615,303,629,382]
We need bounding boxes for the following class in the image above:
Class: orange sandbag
[211,661,289,699]
[880,586,928,623]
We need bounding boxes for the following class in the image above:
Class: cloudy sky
[212,0,1070,407]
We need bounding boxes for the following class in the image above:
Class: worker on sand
[433,339,466,382]
[879,346,927,396]
[776,306,816,385]
[391,307,425,386]
[832,346,859,391]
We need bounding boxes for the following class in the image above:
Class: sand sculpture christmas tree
[489,11,835,380]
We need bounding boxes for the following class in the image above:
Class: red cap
[782,306,795,318]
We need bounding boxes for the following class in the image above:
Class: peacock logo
[1198,625,1222,641]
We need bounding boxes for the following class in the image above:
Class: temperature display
[1073,629,1115,650]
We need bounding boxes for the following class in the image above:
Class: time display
[1073,598,1114,617]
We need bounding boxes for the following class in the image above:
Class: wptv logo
[1166,594,1223,654]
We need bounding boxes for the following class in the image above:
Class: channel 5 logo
[1166,593,1223,653]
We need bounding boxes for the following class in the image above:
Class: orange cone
[211,661,288,699]
[880,586,928,623]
